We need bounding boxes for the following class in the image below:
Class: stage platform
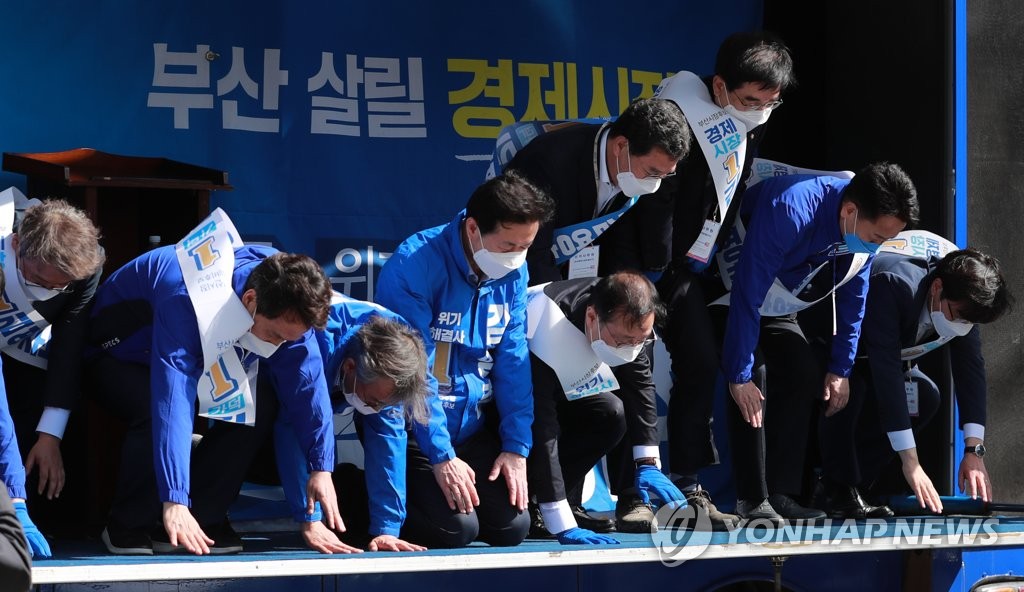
[29,515,1024,591]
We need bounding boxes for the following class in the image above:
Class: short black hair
[841,162,920,226]
[608,98,692,161]
[936,248,1013,324]
[465,170,555,234]
[715,30,796,93]
[589,271,666,329]
[244,252,332,330]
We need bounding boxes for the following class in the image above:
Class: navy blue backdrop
[0,0,760,298]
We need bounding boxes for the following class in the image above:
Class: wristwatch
[965,443,986,458]
[634,457,658,468]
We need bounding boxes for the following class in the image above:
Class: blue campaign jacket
[276,295,428,537]
[0,370,25,499]
[723,175,872,383]
[859,252,986,433]
[375,210,533,463]
[89,245,334,506]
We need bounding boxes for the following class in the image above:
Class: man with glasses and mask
[0,196,104,558]
[524,271,684,544]
[87,224,339,557]
[636,31,795,531]
[374,172,554,548]
[273,297,431,554]
[815,245,1011,518]
[717,163,918,524]
[502,97,692,285]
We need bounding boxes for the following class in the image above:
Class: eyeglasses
[17,254,73,294]
[347,372,391,411]
[600,320,655,348]
[730,90,784,112]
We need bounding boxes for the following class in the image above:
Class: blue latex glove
[643,270,664,284]
[556,527,620,545]
[13,500,51,558]
[635,464,687,506]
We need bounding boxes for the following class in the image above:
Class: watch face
[970,444,986,457]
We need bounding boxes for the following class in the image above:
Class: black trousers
[661,267,724,477]
[2,353,92,536]
[87,354,278,532]
[527,353,627,506]
[819,363,941,488]
[709,308,824,503]
[402,424,529,548]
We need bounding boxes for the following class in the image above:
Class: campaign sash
[177,208,258,425]
[0,187,52,369]
[525,284,620,400]
[876,230,961,361]
[711,160,865,316]
[654,71,748,263]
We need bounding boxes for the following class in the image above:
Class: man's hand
[822,372,850,417]
[488,452,527,511]
[368,534,427,552]
[959,447,991,502]
[306,470,343,531]
[898,449,943,514]
[432,457,479,513]
[729,381,765,427]
[25,433,65,500]
[162,502,214,555]
[301,521,363,554]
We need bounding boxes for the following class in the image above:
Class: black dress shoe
[768,493,826,521]
[572,506,615,533]
[828,485,894,519]
[527,503,554,539]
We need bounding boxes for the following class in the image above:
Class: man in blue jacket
[719,163,918,522]
[375,171,554,548]
[88,243,339,556]
[275,295,431,553]
[817,246,1012,517]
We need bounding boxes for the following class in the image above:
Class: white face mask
[470,227,527,280]
[930,292,973,338]
[615,144,661,197]
[341,372,378,415]
[237,330,281,359]
[15,261,63,302]
[236,304,282,358]
[718,87,773,129]
[588,318,644,367]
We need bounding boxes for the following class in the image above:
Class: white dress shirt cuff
[36,407,70,440]
[540,499,576,535]
[963,423,985,441]
[633,446,661,467]
[887,429,916,452]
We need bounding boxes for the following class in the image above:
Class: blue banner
[0,1,760,300]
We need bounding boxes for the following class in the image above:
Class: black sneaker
[615,494,656,533]
[152,521,243,554]
[685,486,740,531]
[102,526,153,555]
[572,505,615,533]
[734,498,785,527]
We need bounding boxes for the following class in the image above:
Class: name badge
[687,219,721,264]
[905,381,920,417]
[567,245,600,279]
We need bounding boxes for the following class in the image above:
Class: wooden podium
[2,148,233,277]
